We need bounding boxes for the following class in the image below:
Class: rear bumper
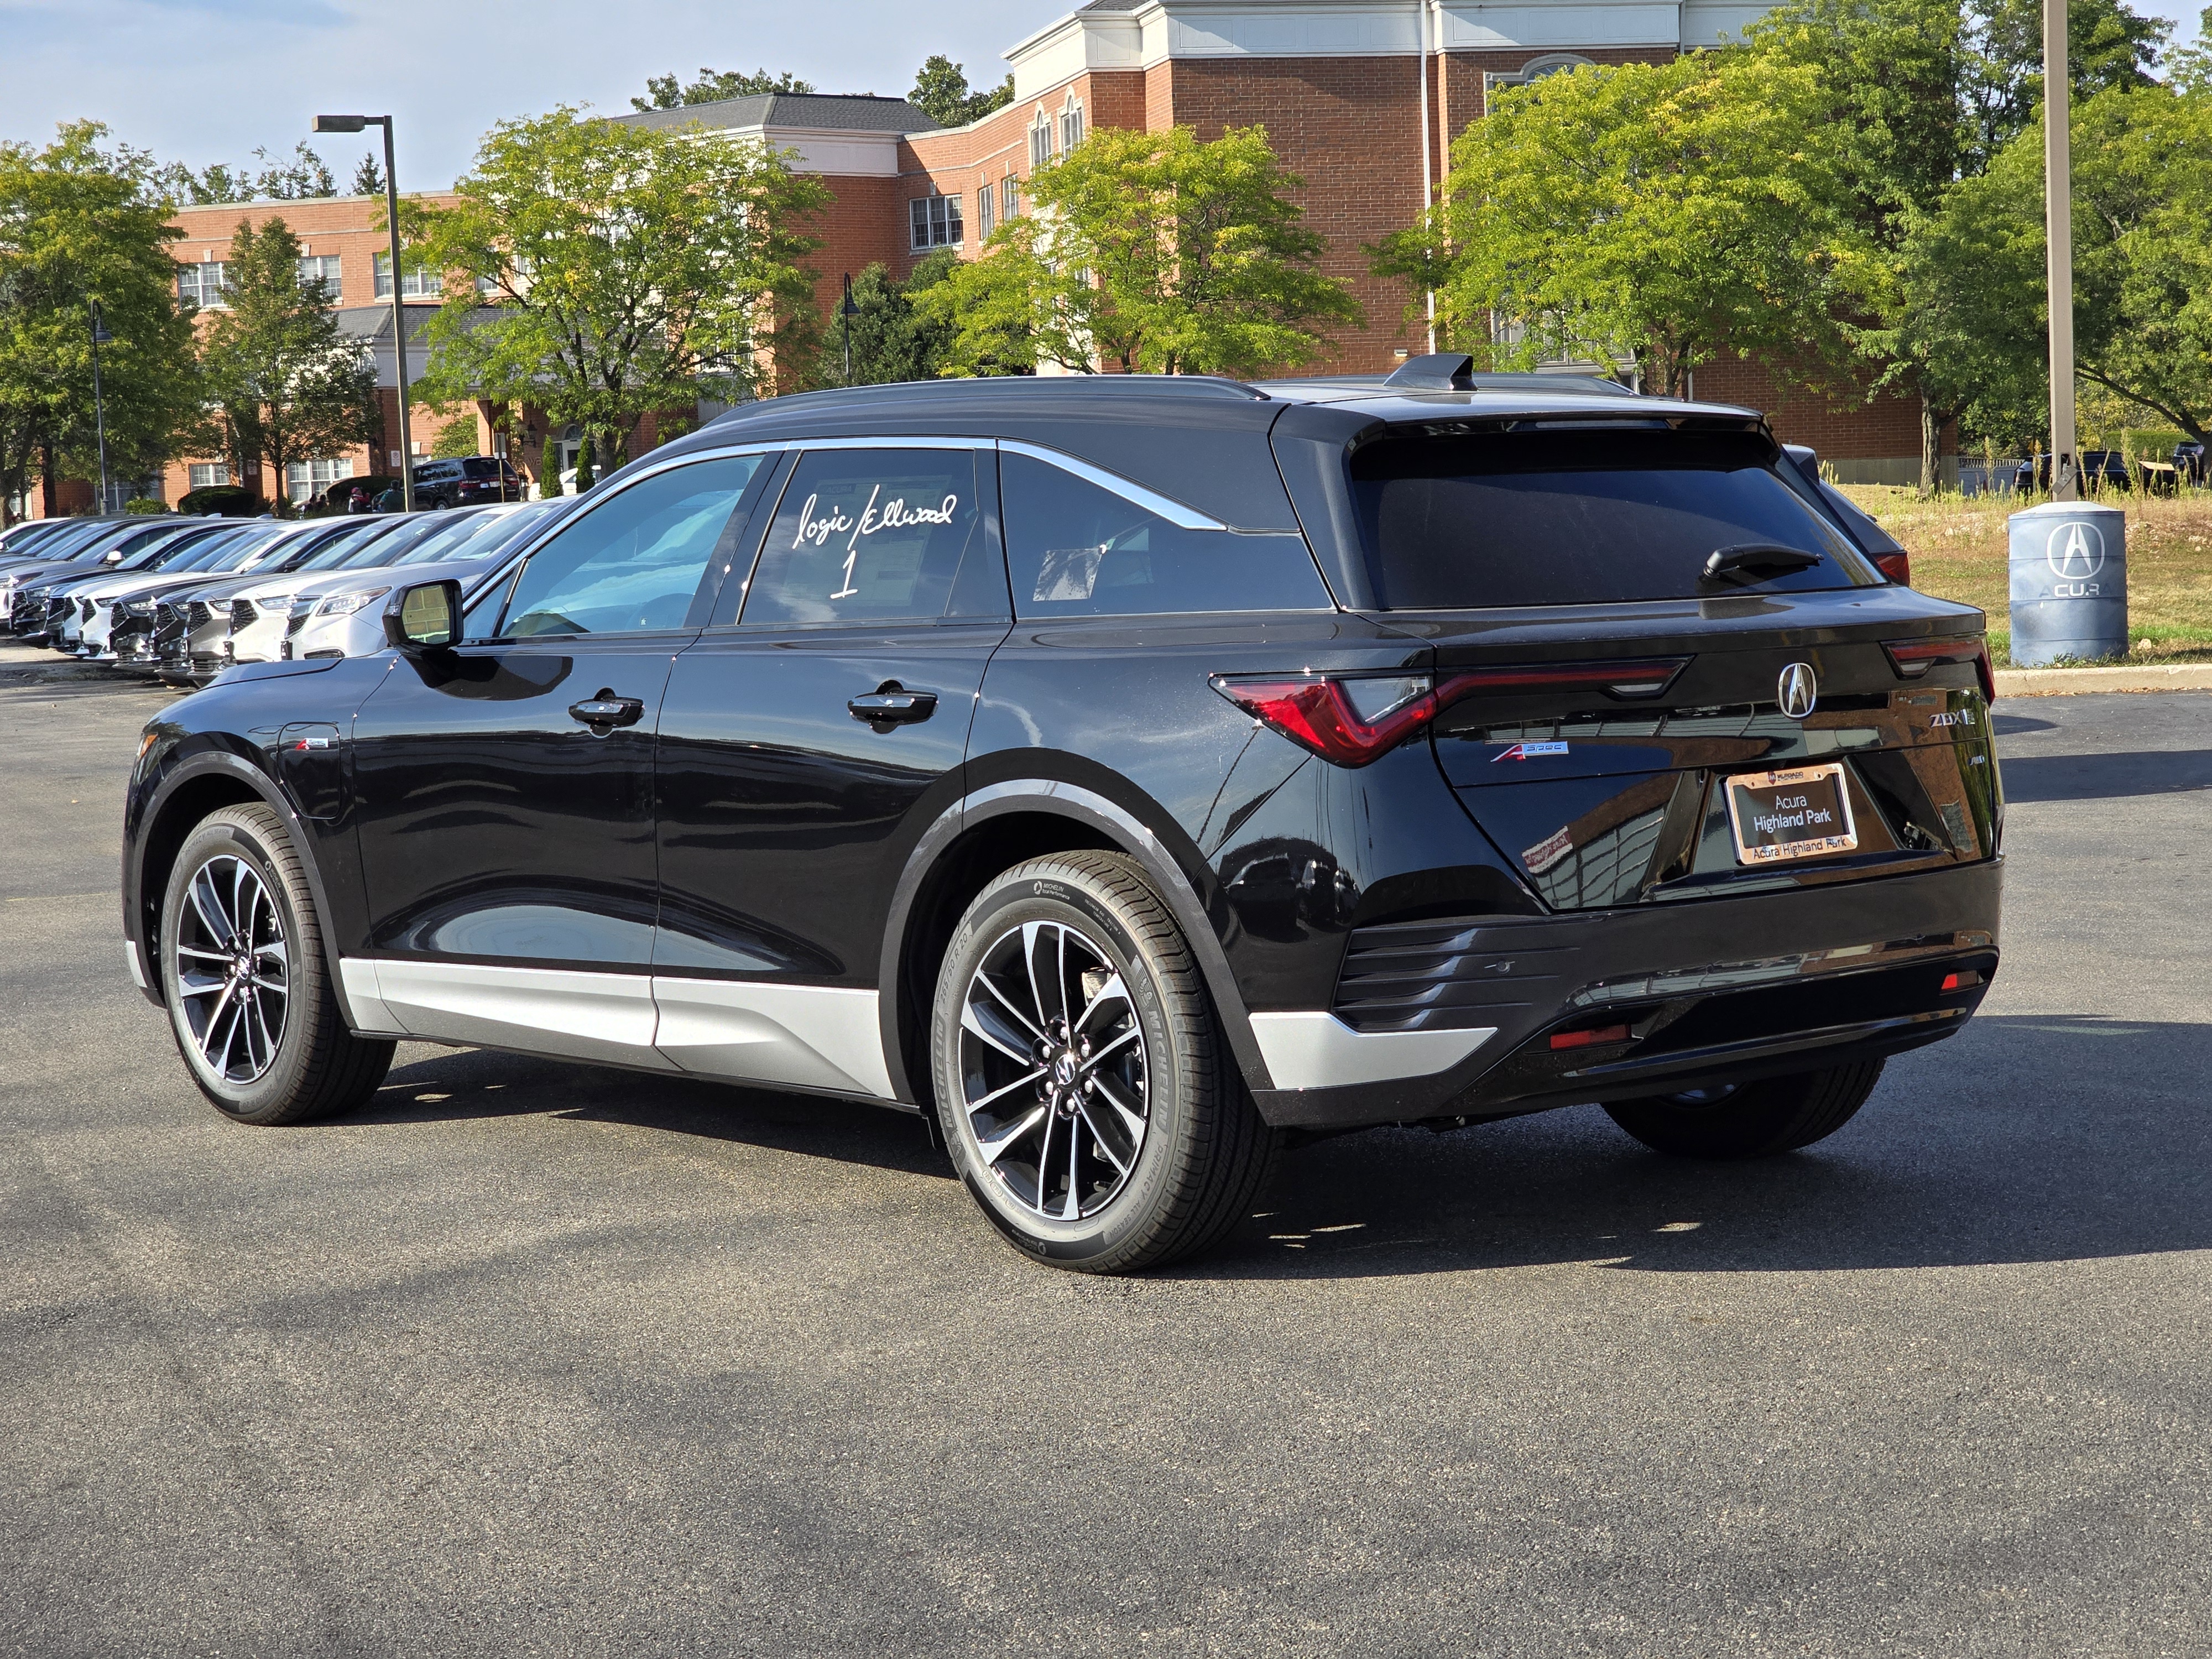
[1250,855,2002,1130]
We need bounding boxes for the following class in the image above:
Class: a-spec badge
[1493,740,1571,763]
[1777,662,1819,720]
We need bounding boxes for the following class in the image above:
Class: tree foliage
[921,124,1360,377]
[351,153,385,197]
[1964,0,2167,166]
[1373,53,1865,397]
[190,216,379,517]
[631,67,815,111]
[0,123,199,519]
[405,107,828,468]
[156,143,336,207]
[908,56,1016,127]
[830,253,959,384]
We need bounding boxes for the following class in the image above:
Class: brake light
[1550,1024,1630,1051]
[1211,658,1691,768]
[1873,551,1911,585]
[1975,640,1996,702]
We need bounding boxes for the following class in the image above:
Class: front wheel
[1602,1060,1884,1159]
[159,803,394,1125]
[930,851,1276,1274]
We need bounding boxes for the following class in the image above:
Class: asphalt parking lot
[2,638,2207,1658]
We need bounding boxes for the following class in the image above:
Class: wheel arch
[878,781,1275,1113]
[129,750,359,1028]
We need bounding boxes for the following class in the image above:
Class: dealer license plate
[1724,763,1858,864]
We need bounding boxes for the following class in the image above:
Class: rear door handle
[569,693,645,729]
[848,689,938,726]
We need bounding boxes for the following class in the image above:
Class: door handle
[848,688,938,727]
[569,692,645,728]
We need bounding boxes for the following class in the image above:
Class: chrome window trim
[785,436,996,452]
[997,438,1227,532]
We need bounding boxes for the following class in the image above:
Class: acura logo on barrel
[1778,662,1818,719]
[2046,520,2106,580]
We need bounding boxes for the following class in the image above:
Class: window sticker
[1032,544,1109,603]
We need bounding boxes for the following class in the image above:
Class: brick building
[102,0,1934,518]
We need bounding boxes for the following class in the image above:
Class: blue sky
[1,0,2203,189]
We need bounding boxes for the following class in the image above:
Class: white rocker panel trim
[357,958,675,1070]
[1248,1011,1495,1091]
[651,977,895,1099]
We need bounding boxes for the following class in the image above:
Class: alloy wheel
[958,919,1150,1220]
[173,853,290,1086]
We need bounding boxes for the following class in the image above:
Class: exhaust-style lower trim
[1248,1011,1495,1091]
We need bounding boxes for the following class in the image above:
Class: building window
[296,255,341,300]
[1030,109,1055,170]
[373,252,439,299]
[976,181,995,241]
[188,463,230,489]
[1001,174,1020,222]
[284,457,353,505]
[1059,96,1084,154]
[907,192,964,252]
[176,262,227,309]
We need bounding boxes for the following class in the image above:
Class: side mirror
[384,579,463,652]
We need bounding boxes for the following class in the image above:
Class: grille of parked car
[186,601,211,629]
[230,599,255,631]
[284,608,309,638]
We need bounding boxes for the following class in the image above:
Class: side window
[494,455,763,638]
[999,450,1331,618]
[740,447,1000,626]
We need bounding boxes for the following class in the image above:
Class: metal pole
[87,301,110,511]
[842,273,854,385]
[2044,0,2077,501]
[382,118,416,512]
[1417,0,1436,354]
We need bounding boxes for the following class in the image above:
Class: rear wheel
[1603,1060,1884,1159]
[930,851,1276,1274]
[159,803,394,1126]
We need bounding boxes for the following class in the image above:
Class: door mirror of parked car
[385,580,462,652]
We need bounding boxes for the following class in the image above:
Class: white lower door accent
[365,958,674,1068]
[651,977,895,1099]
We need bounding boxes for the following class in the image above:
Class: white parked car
[279,502,559,663]
[222,513,473,668]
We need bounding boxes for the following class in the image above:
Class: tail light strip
[1211,658,1691,768]
[1885,636,1996,702]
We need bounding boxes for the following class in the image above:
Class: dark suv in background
[411,456,523,509]
[122,361,2002,1273]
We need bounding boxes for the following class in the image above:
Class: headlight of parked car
[122,599,156,617]
[314,587,390,618]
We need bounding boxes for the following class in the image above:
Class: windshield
[1350,429,1872,609]
[290,519,404,571]
[336,514,461,567]
[209,534,285,573]
[142,528,228,569]
[394,508,518,565]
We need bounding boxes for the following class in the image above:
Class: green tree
[922,123,1360,376]
[909,56,1016,127]
[351,153,385,197]
[405,108,829,470]
[156,143,336,207]
[1966,0,2168,167]
[631,67,815,111]
[191,217,380,517]
[1373,53,1865,397]
[430,413,480,457]
[0,123,199,521]
[830,252,959,384]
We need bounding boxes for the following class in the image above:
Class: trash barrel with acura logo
[2007,499,2127,666]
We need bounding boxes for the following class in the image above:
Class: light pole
[2043,0,2077,501]
[841,273,858,385]
[87,300,112,511]
[313,113,414,511]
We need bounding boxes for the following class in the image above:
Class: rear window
[461,457,509,479]
[1352,429,1870,609]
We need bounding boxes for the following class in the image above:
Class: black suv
[122,365,2003,1272]
[411,456,523,509]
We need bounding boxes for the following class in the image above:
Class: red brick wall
[1694,356,1943,468]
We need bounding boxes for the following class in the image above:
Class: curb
[1995,664,2212,696]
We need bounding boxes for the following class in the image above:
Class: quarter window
[742,447,997,626]
[999,450,1331,618]
[493,455,764,638]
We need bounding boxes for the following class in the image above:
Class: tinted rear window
[1352,430,1870,609]
[461,457,508,478]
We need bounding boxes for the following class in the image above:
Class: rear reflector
[1550,1024,1631,1051]
[1212,658,1691,767]
[1872,551,1912,585]
[1940,969,1983,992]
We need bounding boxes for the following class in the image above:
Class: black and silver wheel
[931,851,1276,1273]
[159,803,394,1125]
[1602,1060,1885,1159]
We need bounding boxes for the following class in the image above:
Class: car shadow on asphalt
[354,1014,2211,1281]
[1999,749,2212,801]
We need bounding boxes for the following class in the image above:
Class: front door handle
[848,688,938,727]
[569,692,645,729]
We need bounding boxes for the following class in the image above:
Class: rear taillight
[1211,658,1691,768]
[1873,551,1911,585]
[1884,635,1994,701]
[1550,1024,1630,1051]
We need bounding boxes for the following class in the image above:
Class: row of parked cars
[0,499,559,684]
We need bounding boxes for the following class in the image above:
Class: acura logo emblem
[1777,662,1818,719]
[2046,520,2106,580]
